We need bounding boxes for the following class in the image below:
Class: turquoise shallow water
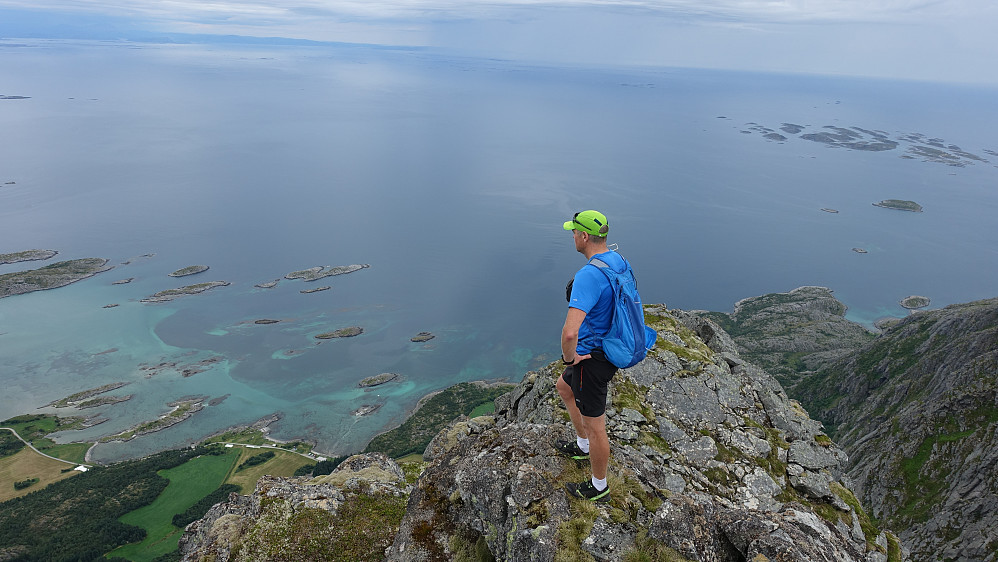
[1,40,996,461]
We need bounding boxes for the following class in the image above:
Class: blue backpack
[587,256,658,368]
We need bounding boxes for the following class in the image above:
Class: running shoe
[554,439,589,460]
[565,480,611,503]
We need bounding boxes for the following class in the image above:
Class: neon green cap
[563,210,609,236]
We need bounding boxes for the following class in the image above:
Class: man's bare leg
[556,374,588,441]
[582,414,609,480]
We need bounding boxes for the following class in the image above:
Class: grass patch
[223,447,314,493]
[623,530,695,562]
[326,493,408,560]
[897,427,976,523]
[36,442,92,464]
[814,434,833,448]
[1,414,62,441]
[236,492,407,561]
[108,450,240,562]
[469,401,497,418]
[831,482,883,552]
[887,532,903,562]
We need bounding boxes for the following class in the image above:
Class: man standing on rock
[556,209,631,503]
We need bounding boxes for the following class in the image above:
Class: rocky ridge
[704,288,998,561]
[180,304,903,561]
[796,298,998,561]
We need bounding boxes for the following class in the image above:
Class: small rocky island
[254,319,280,325]
[169,265,209,277]
[300,286,330,294]
[255,279,280,289]
[358,373,400,387]
[0,249,58,265]
[46,382,131,408]
[315,326,363,339]
[0,258,112,299]
[99,397,206,442]
[410,332,435,342]
[141,281,230,303]
[874,199,923,212]
[285,264,370,281]
[351,404,382,416]
[900,295,931,309]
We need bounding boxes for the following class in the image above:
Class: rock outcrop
[179,452,412,561]
[179,304,903,561]
[703,286,875,389]
[390,304,898,561]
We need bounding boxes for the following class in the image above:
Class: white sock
[591,476,607,491]
[576,436,590,453]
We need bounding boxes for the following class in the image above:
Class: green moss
[654,340,711,364]
[611,379,654,422]
[755,428,788,480]
[450,532,495,562]
[637,431,672,455]
[713,440,743,464]
[399,460,426,486]
[830,482,881,551]
[643,311,714,365]
[815,434,833,447]
[811,501,844,526]
[623,530,695,562]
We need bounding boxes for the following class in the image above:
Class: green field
[108,450,240,561]
[32,439,92,464]
[469,401,496,418]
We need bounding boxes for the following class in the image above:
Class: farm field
[108,450,240,562]
[224,446,315,493]
[0,447,81,502]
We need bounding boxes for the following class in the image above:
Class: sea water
[1,40,996,461]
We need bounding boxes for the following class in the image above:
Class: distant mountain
[715,288,998,561]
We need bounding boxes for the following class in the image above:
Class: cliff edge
[179,305,903,561]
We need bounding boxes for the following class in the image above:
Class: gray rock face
[798,298,998,562]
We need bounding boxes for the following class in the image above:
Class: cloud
[1,0,995,83]
[2,0,989,26]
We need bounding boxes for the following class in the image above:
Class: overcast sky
[1,0,996,83]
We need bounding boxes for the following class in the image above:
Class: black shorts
[561,351,618,418]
